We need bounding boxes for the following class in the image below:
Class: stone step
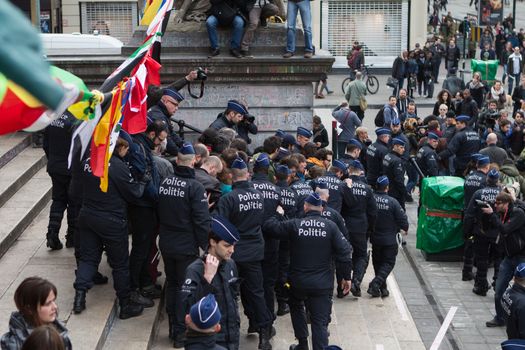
[0,133,31,170]
[0,148,47,208]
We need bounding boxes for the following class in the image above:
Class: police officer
[209,100,246,133]
[462,155,490,281]
[339,139,362,166]
[438,115,481,177]
[147,88,185,156]
[262,192,352,350]
[313,181,348,238]
[416,132,440,177]
[184,294,226,350]
[215,158,273,350]
[251,153,282,321]
[182,216,241,350]
[366,128,391,186]
[289,157,314,217]
[73,137,150,319]
[368,176,409,297]
[315,159,346,212]
[294,127,313,154]
[464,169,502,296]
[158,142,211,347]
[43,111,76,250]
[341,160,377,297]
[502,263,525,339]
[382,137,407,210]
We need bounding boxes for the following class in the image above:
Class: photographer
[478,100,500,139]
[146,70,200,109]
[237,112,258,145]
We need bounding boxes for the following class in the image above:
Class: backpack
[500,173,521,198]
[374,106,385,127]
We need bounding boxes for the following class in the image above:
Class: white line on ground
[375,344,384,350]
[430,306,458,350]
[387,275,409,321]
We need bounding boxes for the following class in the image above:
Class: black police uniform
[147,102,183,155]
[369,191,409,294]
[382,150,407,210]
[316,172,344,212]
[463,184,502,293]
[262,211,352,350]
[462,169,487,279]
[184,332,227,350]
[251,173,282,319]
[74,154,144,301]
[182,257,240,350]
[291,178,314,217]
[209,113,238,132]
[215,181,273,331]
[416,143,439,177]
[366,139,389,185]
[321,206,348,239]
[341,175,377,292]
[439,125,481,177]
[158,165,211,339]
[502,282,525,339]
[43,112,76,247]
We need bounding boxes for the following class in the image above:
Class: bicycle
[341,64,380,95]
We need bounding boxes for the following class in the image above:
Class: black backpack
[374,106,385,127]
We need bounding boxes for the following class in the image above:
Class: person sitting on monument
[239,0,279,57]
[206,0,253,58]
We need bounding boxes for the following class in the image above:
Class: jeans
[406,162,419,194]
[286,0,313,53]
[494,255,525,322]
[508,73,521,95]
[206,15,245,50]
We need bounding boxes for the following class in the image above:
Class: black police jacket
[81,155,145,220]
[184,332,227,350]
[316,172,344,212]
[147,103,183,156]
[366,140,389,184]
[209,113,237,132]
[215,180,265,262]
[157,166,210,257]
[439,126,480,171]
[341,175,377,234]
[262,211,353,290]
[321,206,348,240]
[416,144,439,177]
[252,173,281,252]
[290,178,314,216]
[371,191,409,246]
[194,167,222,211]
[43,112,75,176]
[502,282,525,340]
[129,133,161,207]
[463,170,487,209]
[463,184,502,238]
[276,180,299,219]
[382,151,407,201]
[182,257,240,346]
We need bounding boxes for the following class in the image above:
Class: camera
[475,199,490,208]
[244,114,255,123]
[196,67,208,81]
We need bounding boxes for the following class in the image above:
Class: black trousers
[474,235,502,287]
[462,237,475,274]
[163,254,197,338]
[349,105,365,121]
[289,288,332,350]
[237,260,273,329]
[349,233,369,285]
[48,173,74,235]
[128,205,157,289]
[262,240,279,318]
[371,244,398,286]
[74,212,130,300]
[275,239,290,303]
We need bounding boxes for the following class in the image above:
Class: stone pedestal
[51,24,334,145]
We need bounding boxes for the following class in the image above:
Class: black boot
[462,270,474,281]
[119,298,144,320]
[276,301,290,316]
[473,279,489,296]
[367,279,381,298]
[93,271,109,285]
[73,290,86,314]
[258,326,272,350]
[65,230,75,248]
[130,290,154,307]
[380,285,390,298]
[172,333,185,348]
[46,230,63,250]
[350,280,361,297]
[289,337,308,350]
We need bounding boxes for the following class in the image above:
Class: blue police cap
[488,169,500,180]
[377,175,390,188]
[227,100,248,116]
[427,132,439,141]
[275,129,286,138]
[391,117,401,126]
[254,153,270,168]
[305,192,323,207]
[501,339,525,349]
[163,88,184,102]
[332,159,348,172]
[392,137,406,147]
[477,156,490,166]
[211,215,239,244]
[276,147,291,160]
[456,115,470,123]
[275,164,291,175]
[179,142,195,155]
[347,138,362,149]
[231,158,247,170]
[325,346,343,350]
[282,134,297,148]
[348,160,364,171]
[297,127,313,138]
[515,263,525,278]
[315,180,329,190]
[375,128,392,136]
[189,294,221,330]
[471,153,483,161]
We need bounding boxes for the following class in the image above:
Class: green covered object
[416,176,465,254]
[471,59,499,82]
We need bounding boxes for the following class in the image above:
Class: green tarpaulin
[416,176,465,254]
[471,59,499,82]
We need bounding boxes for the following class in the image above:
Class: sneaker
[304,52,313,58]
[130,290,154,308]
[230,48,242,58]
[240,49,251,57]
[327,90,334,94]
[315,94,325,99]
[485,317,505,327]
[208,48,220,58]
[283,52,294,58]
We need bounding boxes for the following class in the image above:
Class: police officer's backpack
[374,106,385,127]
